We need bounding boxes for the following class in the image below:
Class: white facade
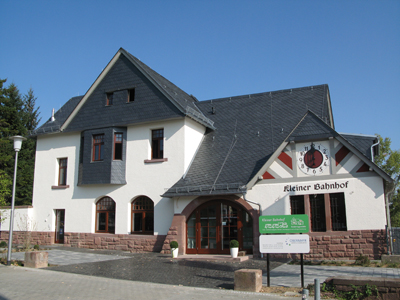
[28,117,205,236]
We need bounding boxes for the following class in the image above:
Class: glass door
[186,200,253,254]
[221,204,238,253]
[55,209,65,243]
[198,205,218,254]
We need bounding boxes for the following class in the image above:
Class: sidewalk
[0,264,290,300]
[268,263,400,287]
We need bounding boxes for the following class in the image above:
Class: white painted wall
[247,174,386,230]
[0,207,35,231]
[30,117,205,237]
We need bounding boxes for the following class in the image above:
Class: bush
[170,241,178,249]
[230,239,239,248]
[33,244,40,250]
[355,254,370,266]
[0,241,7,248]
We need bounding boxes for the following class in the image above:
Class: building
[1,48,393,259]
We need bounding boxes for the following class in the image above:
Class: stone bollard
[234,269,262,292]
[24,251,48,268]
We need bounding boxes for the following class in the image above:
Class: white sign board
[259,234,310,253]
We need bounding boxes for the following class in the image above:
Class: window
[93,134,104,161]
[131,197,154,234]
[58,158,68,186]
[290,192,347,232]
[330,193,347,231]
[309,194,326,232]
[114,133,123,160]
[106,92,113,106]
[128,88,135,102]
[96,197,115,233]
[290,195,305,215]
[151,129,163,159]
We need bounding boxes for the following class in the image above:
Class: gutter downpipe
[371,139,380,163]
[242,189,263,257]
[385,176,399,255]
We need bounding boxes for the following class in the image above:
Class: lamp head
[9,135,27,152]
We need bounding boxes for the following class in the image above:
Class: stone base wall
[0,230,54,246]
[269,230,387,260]
[0,231,166,253]
[161,214,185,255]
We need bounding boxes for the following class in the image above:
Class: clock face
[297,143,330,175]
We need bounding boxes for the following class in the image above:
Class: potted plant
[170,240,179,258]
[230,239,239,258]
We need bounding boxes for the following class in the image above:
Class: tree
[374,134,400,227]
[0,79,40,206]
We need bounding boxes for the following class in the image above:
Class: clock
[297,142,330,175]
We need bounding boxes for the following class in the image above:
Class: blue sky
[1,0,399,150]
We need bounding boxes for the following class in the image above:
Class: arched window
[131,196,154,234]
[96,197,115,233]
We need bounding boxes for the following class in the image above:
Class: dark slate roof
[163,84,332,197]
[120,48,214,129]
[340,133,378,160]
[287,110,338,142]
[29,96,83,136]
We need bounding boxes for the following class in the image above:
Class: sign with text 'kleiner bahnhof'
[259,214,309,234]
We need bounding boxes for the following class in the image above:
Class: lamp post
[7,135,26,265]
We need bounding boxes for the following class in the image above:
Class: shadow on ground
[47,252,288,290]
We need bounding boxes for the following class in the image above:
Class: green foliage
[0,170,11,207]
[170,241,178,249]
[0,241,7,247]
[229,239,239,248]
[0,79,40,206]
[354,254,370,266]
[33,244,40,250]
[374,134,400,227]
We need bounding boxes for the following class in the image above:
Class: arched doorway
[186,200,253,254]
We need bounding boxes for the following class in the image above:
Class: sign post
[259,214,310,288]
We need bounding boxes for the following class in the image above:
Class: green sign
[259,214,309,234]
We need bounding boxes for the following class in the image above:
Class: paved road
[0,265,291,300]
[1,247,399,299]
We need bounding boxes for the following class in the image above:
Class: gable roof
[163,84,333,197]
[31,48,214,136]
[120,49,214,129]
[245,110,392,188]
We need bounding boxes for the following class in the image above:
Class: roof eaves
[336,134,393,183]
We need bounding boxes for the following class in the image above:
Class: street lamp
[7,135,26,265]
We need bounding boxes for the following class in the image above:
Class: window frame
[290,192,347,232]
[95,197,116,234]
[131,196,154,235]
[151,129,164,159]
[128,88,135,102]
[92,134,105,161]
[58,158,68,186]
[106,92,114,106]
[113,132,123,160]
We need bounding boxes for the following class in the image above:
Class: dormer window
[128,88,135,102]
[106,92,114,106]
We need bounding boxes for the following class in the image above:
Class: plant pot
[172,248,178,258]
[230,247,238,258]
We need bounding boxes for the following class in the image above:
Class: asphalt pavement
[1,247,399,299]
